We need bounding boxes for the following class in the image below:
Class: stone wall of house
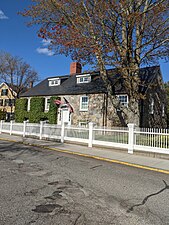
[139,74,167,128]
[140,89,167,128]
[61,90,167,128]
[61,94,105,126]
[60,93,124,127]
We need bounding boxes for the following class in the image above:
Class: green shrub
[15,98,28,122]
[15,96,59,124]
[30,97,44,112]
[0,110,6,120]
[28,97,45,123]
[48,96,60,124]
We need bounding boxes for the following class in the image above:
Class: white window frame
[48,78,61,86]
[162,104,165,117]
[117,95,128,107]
[27,98,31,111]
[77,74,91,84]
[79,121,88,127]
[45,97,50,111]
[80,96,89,111]
[149,98,154,114]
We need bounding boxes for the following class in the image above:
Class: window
[149,98,154,114]
[8,99,15,106]
[162,104,165,117]
[80,96,89,111]
[1,89,8,96]
[79,121,88,127]
[77,75,91,84]
[117,95,128,107]
[12,99,15,106]
[27,98,31,111]
[48,78,61,86]
[0,99,3,106]
[45,97,50,111]
[4,99,11,106]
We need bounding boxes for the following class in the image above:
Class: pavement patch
[45,190,63,200]
[32,204,61,213]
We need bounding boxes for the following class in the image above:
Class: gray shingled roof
[20,66,161,97]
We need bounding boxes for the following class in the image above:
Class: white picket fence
[0,120,169,154]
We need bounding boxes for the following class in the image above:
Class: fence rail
[0,120,168,155]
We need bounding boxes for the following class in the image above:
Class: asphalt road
[0,140,169,225]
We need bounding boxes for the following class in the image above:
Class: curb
[1,137,169,175]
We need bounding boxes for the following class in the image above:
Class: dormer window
[48,78,61,86]
[76,74,91,84]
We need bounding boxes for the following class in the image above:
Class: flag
[63,97,74,113]
[54,99,64,105]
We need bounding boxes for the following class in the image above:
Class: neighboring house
[0,82,17,121]
[20,62,167,128]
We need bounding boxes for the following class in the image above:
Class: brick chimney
[70,62,82,75]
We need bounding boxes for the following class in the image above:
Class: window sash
[77,76,91,84]
[80,96,88,111]
[45,98,50,111]
[162,104,165,117]
[4,99,10,106]
[149,98,154,114]
[1,89,8,96]
[79,121,88,127]
[49,79,60,86]
[117,95,128,107]
[27,98,30,111]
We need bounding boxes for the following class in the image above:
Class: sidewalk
[0,133,169,174]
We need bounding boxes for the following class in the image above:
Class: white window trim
[45,97,50,111]
[80,96,89,111]
[162,104,165,117]
[117,94,128,107]
[77,74,91,84]
[27,98,31,111]
[76,74,90,78]
[149,98,154,114]
[79,121,88,127]
[48,78,61,86]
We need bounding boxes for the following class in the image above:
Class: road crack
[127,180,169,213]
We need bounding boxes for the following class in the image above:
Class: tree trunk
[127,98,140,126]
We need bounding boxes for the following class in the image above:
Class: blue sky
[0,0,168,83]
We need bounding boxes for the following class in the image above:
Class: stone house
[0,82,17,121]
[20,62,167,128]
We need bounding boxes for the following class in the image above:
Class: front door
[57,108,71,125]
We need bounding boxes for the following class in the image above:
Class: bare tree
[21,0,169,125]
[0,51,38,97]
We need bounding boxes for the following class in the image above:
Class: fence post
[127,123,135,154]
[10,120,13,135]
[39,121,44,140]
[88,122,93,147]
[61,121,65,143]
[23,121,27,137]
[0,120,3,134]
